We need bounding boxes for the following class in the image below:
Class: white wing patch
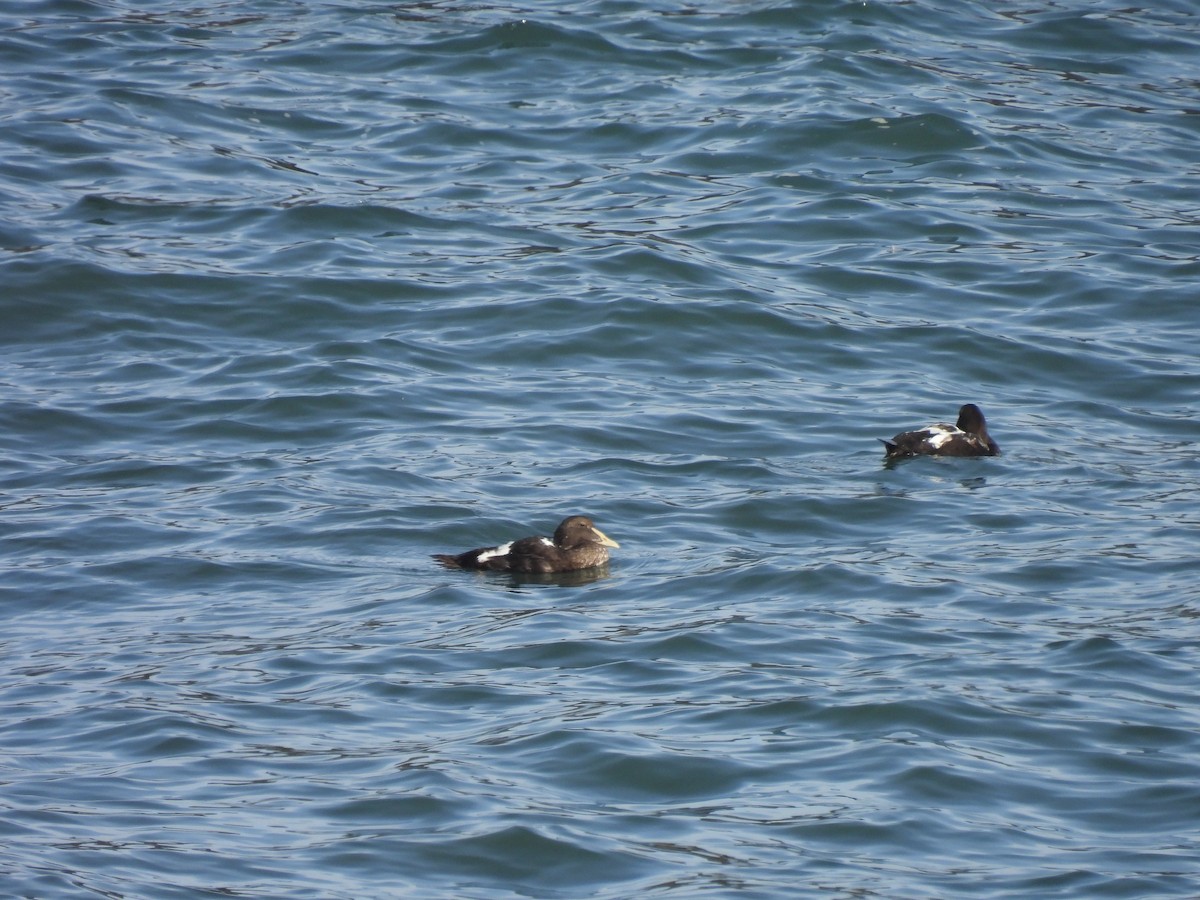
[539,537,554,547]
[475,541,513,563]
[925,424,961,449]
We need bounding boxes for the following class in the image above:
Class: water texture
[2,1,1199,897]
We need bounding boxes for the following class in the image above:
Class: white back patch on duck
[926,424,960,449]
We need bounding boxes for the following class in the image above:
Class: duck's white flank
[475,541,513,563]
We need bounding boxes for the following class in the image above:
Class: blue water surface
[2,1,1199,897]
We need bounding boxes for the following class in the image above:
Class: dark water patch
[349,823,656,897]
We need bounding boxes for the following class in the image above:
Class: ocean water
[3,1,1199,897]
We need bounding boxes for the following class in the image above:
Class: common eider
[881,403,1000,460]
[433,515,619,574]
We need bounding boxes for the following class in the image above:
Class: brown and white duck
[433,515,619,574]
[881,403,1000,460]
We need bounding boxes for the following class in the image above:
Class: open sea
[3,1,1200,897]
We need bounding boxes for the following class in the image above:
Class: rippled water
[3,1,1200,897]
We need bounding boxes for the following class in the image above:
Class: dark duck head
[433,515,620,574]
[881,403,1000,460]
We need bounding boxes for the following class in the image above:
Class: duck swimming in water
[881,403,1000,460]
[433,515,619,574]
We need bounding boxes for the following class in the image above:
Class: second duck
[881,403,1000,460]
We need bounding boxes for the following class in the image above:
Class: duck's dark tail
[432,553,464,569]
